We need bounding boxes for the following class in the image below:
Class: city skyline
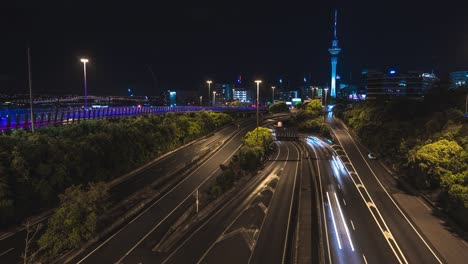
[0,2,467,96]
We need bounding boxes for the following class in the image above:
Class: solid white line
[160,142,283,264]
[326,192,341,250]
[343,199,346,206]
[246,143,292,264]
[0,232,13,241]
[417,198,432,212]
[339,123,443,264]
[334,192,354,252]
[77,126,246,264]
[315,135,406,263]
[116,144,243,264]
[351,220,355,231]
[0,248,14,257]
[363,254,368,264]
[308,140,332,264]
[281,143,301,263]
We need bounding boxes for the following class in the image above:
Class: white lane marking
[338,184,341,190]
[417,198,432,212]
[351,220,355,231]
[116,144,243,264]
[308,140,332,264]
[0,248,14,257]
[337,124,443,264]
[247,144,292,264]
[334,192,354,252]
[0,232,13,241]
[0,214,50,241]
[317,136,407,264]
[326,192,342,250]
[343,199,346,206]
[281,143,301,264]
[77,126,247,264]
[161,142,283,264]
[363,254,368,264]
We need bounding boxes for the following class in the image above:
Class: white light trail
[327,191,342,249]
[334,192,355,251]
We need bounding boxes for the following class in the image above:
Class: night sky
[1,1,467,96]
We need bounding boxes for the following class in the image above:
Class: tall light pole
[271,86,275,103]
[324,88,329,122]
[200,96,203,106]
[206,80,212,106]
[213,91,216,106]
[255,80,262,141]
[80,58,89,108]
[27,48,34,133]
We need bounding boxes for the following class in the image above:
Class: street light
[324,88,328,106]
[213,91,216,106]
[255,80,262,141]
[80,58,89,108]
[199,96,202,106]
[271,86,276,103]
[206,80,212,106]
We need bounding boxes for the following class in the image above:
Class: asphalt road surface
[0,120,247,264]
[324,111,443,264]
[157,141,301,264]
[71,120,259,263]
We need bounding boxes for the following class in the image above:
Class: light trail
[334,192,355,252]
[327,191,342,250]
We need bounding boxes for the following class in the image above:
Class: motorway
[156,141,301,264]
[71,119,263,263]
[321,111,444,264]
[0,119,249,264]
[307,136,397,263]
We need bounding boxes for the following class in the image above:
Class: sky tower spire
[334,9,338,40]
[328,9,341,99]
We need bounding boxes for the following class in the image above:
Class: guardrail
[0,106,259,133]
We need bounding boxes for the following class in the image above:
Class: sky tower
[328,9,341,98]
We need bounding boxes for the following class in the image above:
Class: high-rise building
[365,69,437,99]
[233,88,249,103]
[328,9,341,98]
[163,90,177,106]
[449,71,468,89]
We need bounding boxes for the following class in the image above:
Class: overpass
[0,105,262,132]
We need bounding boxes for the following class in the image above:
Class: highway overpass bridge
[0,105,263,132]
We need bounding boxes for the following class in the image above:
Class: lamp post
[213,91,216,106]
[80,58,89,108]
[324,88,328,106]
[271,86,275,103]
[200,96,202,106]
[206,80,212,106]
[27,48,34,133]
[255,80,262,141]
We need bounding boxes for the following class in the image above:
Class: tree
[269,101,290,113]
[37,182,109,259]
[408,139,466,188]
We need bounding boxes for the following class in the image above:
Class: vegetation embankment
[269,101,290,114]
[282,99,331,138]
[0,111,234,229]
[206,127,273,201]
[334,87,468,229]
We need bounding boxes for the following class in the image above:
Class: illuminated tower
[328,9,341,98]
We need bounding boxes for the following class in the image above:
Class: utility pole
[27,47,34,133]
[196,189,199,213]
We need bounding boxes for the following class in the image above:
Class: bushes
[340,90,468,228]
[269,101,290,113]
[0,111,234,227]
[37,182,109,260]
[207,127,272,201]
